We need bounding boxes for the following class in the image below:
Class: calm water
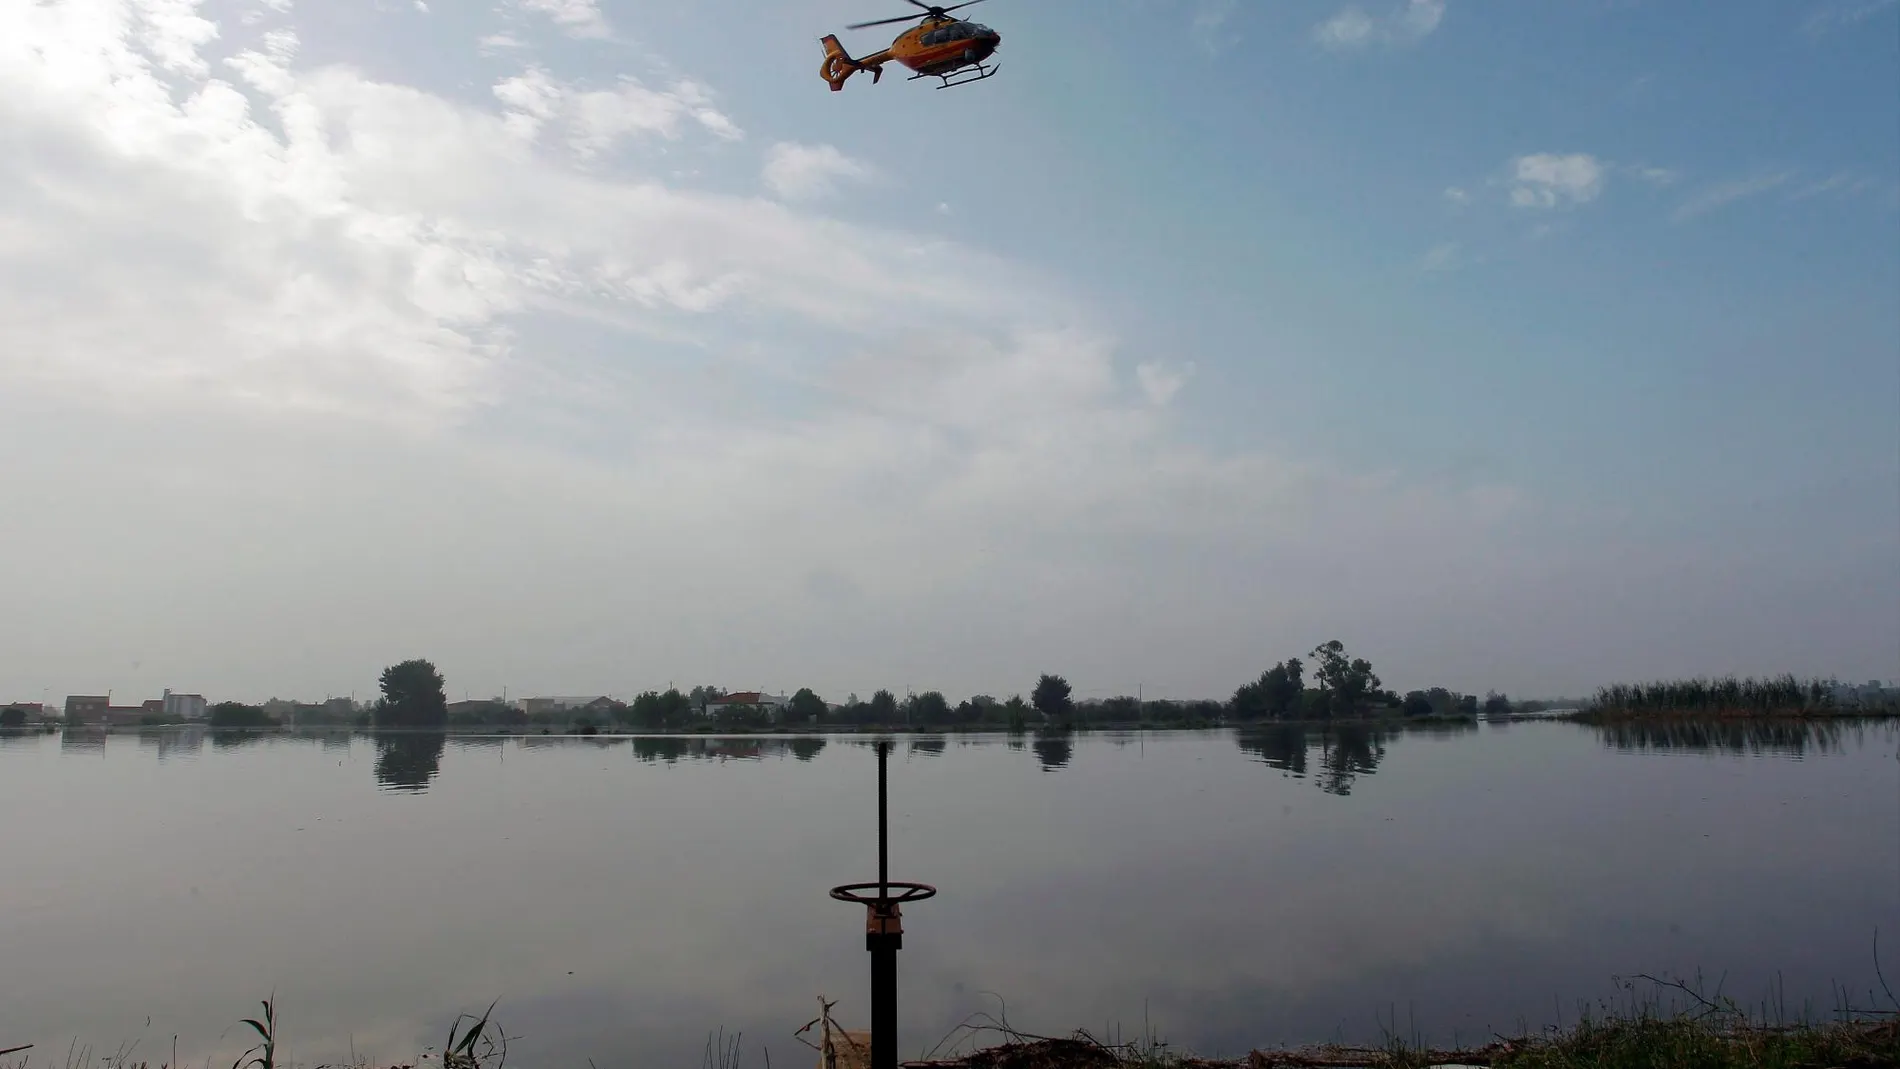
[2,722,1896,1067]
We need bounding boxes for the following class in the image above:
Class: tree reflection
[1032,730,1073,771]
[210,730,266,750]
[790,737,828,762]
[1234,724,1387,795]
[634,737,690,764]
[1315,724,1384,796]
[1595,717,1864,758]
[1236,724,1309,776]
[909,736,947,758]
[375,732,447,792]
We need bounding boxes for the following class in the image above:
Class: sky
[0,0,1895,707]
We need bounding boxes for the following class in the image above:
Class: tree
[912,691,950,726]
[209,702,275,729]
[1483,691,1511,718]
[1003,695,1029,733]
[374,659,447,729]
[1309,640,1381,719]
[1264,659,1304,718]
[1457,693,1479,717]
[0,706,25,729]
[789,687,827,725]
[1402,690,1433,718]
[869,689,897,724]
[1032,674,1074,725]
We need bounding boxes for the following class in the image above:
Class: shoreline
[26,708,1900,737]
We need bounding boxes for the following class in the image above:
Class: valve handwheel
[829,881,937,906]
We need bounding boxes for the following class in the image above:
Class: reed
[1577,674,1878,720]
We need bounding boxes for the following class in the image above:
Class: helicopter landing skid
[911,61,999,89]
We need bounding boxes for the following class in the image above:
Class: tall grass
[1582,675,1851,719]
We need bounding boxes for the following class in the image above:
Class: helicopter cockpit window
[922,22,987,44]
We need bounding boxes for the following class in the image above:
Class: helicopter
[820,0,1002,91]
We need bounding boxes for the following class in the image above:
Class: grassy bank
[914,1014,1899,1067]
[9,990,1899,1069]
[1569,674,1898,722]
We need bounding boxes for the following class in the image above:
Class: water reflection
[61,729,106,755]
[1234,724,1395,795]
[1032,730,1073,771]
[909,736,947,758]
[1593,717,1882,757]
[374,732,447,792]
[628,736,833,764]
[1235,723,1309,776]
[138,726,205,762]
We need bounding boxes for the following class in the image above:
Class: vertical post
[878,739,889,900]
[870,738,896,1069]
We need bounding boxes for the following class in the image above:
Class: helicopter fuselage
[888,17,1000,74]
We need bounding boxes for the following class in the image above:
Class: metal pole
[878,739,889,900]
[871,739,897,1069]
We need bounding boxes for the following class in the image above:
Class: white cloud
[1135,361,1192,405]
[494,67,742,157]
[1315,0,1444,50]
[479,33,525,53]
[1420,242,1462,272]
[761,142,874,201]
[1804,0,1898,36]
[1507,153,1606,209]
[1630,165,1679,187]
[1191,0,1240,54]
[517,0,610,39]
[1671,172,1793,222]
[1443,186,1469,206]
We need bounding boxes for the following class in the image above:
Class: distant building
[706,691,790,721]
[104,705,148,727]
[163,690,208,721]
[64,695,109,726]
[519,696,619,718]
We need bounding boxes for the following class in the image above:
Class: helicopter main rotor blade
[901,0,935,10]
[846,12,924,29]
[936,0,989,10]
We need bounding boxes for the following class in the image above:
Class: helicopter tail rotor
[820,35,885,91]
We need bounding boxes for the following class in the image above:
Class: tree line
[194,642,1521,735]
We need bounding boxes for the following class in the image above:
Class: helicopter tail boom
[820,35,886,90]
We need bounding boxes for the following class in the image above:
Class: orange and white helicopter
[820,0,1002,91]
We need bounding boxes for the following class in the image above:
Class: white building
[163,689,208,720]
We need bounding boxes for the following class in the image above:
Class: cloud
[1803,0,1898,36]
[1443,186,1469,206]
[517,0,610,39]
[1314,0,1444,50]
[1671,173,1793,222]
[1191,0,1240,54]
[1507,153,1606,209]
[1629,165,1679,187]
[1787,170,1900,209]
[1135,361,1192,405]
[1419,242,1463,272]
[761,142,874,202]
[494,67,742,157]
